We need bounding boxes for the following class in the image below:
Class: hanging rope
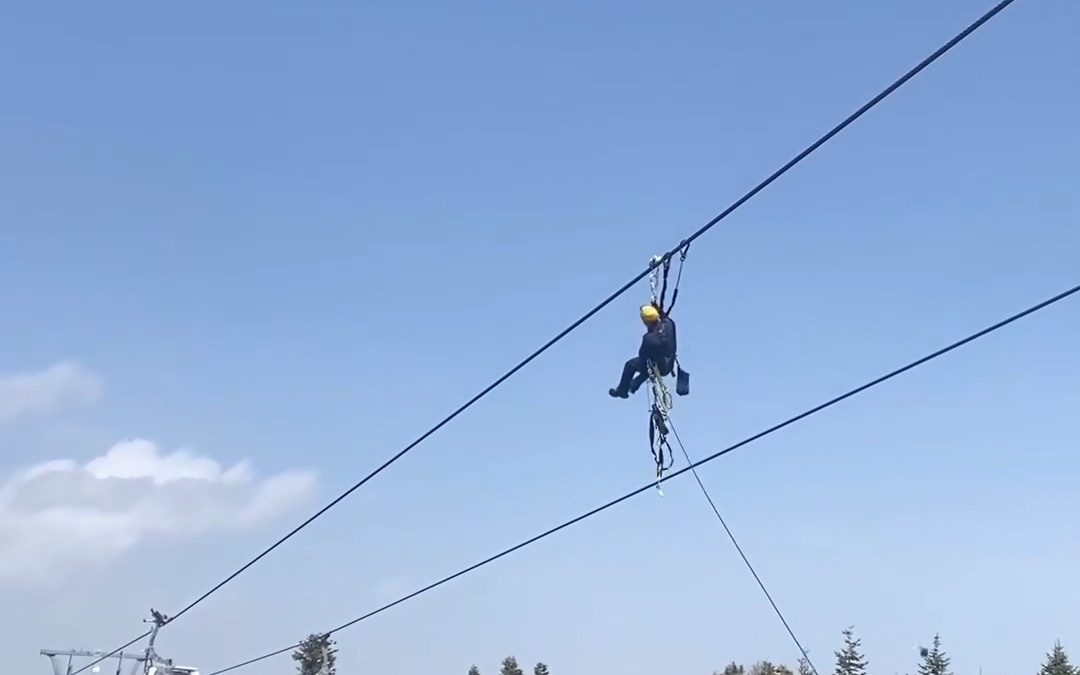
[666,417,820,675]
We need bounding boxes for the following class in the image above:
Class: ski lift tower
[142,609,200,675]
[42,610,199,675]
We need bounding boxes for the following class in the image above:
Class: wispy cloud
[0,439,317,586]
[0,361,102,426]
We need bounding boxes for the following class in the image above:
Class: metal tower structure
[40,649,146,675]
[42,610,199,675]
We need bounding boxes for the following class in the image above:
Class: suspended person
[609,304,677,399]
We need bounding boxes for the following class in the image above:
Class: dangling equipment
[647,362,674,494]
[648,403,673,494]
[642,242,691,492]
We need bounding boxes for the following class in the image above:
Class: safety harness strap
[666,242,690,314]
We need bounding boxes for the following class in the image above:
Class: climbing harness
[643,242,691,493]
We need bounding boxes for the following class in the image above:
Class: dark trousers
[616,356,672,395]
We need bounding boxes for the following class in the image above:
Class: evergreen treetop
[500,656,525,675]
[1039,641,1077,675]
[750,661,777,675]
[291,633,337,675]
[834,626,869,675]
[917,634,952,675]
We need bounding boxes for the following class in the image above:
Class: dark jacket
[639,315,677,364]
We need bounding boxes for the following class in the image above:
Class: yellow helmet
[640,304,660,325]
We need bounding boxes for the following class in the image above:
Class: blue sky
[1,1,1078,675]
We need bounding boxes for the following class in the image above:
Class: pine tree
[751,661,777,675]
[500,656,525,675]
[1038,641,1076,675]
[799,656,816,675]
[468,666,481,675]
[534,663,550,675]
[291,633,337,675]
[718,663,746,675]
[917,634,952,675]
[776,665,795,675]
[834,626,869,675]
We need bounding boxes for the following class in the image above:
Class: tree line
[289,628,1078,675]
[468,656,548,675]
[289,635,549,675]
[713,628,1077,675]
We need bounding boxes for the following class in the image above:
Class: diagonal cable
[667,419,820,675]
[206,281,1080,675]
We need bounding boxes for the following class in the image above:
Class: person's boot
[608,387,629,399]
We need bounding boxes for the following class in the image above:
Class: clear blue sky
[2,1,1078,675]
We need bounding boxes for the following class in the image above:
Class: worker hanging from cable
[608,303,677,398]
[608,243,691,399]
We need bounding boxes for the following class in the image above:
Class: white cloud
[0,439,317,586]
[84,439,252,484]
[0,361,102,425]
